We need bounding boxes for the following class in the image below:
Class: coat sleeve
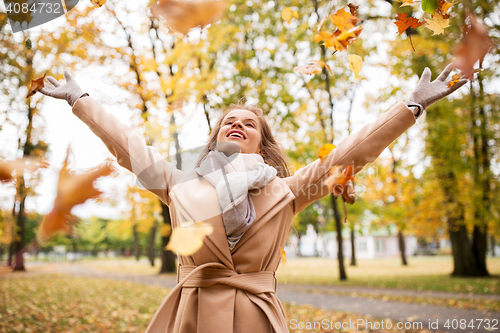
[71,96,184,205]
[283,102,417,215]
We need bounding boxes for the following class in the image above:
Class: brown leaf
[38,152,114,242]
[453,13,493,79]
[436,0,453,19]
[324,165,354,196]
[347,3,359,17]
[0,158,46,183]
[150,0,228,35]
[26,74,46,98]
[90,0,106,7]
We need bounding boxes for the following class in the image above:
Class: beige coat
[72,97,416,333]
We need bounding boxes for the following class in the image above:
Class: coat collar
[169,172,295,266]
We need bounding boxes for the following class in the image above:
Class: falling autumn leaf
[426,13,450,35]
[330,8,360,31]
[90,0,106,7]
[315,7,363,53]
[398,0,416,7]
[348,54,363,79]
[394,13,425,51]
[166,222,213,255]
[281,7,298,24]
[448,73,463,88]
[436,0,453,19]
[38,153,114,242]
[324,165,354,197]
[318,144,336,163]
[0,158,46,183]
[150,0,228,35]
[310,60,334,76]
[26,74,46,98]
[421,0,438,14]
[347,3,359,16]
[280,248,287,265]
[294,64,322,76]
[453,13,493,79]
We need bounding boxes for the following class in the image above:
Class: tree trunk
[472,225,489,276]
[491,235,496,257]
[331,194,347,280]
[350,227,356,266]
[398,229,408,266]
[160,202,176,273]
[449,223,481,276]
[7,238,14,267]
[148,220,158,267]
[13,194,26,271]
[133,223,140,261]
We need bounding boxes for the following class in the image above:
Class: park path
[26,263,500,333]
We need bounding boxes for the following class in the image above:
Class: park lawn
[0,274,430,333]
[276,256,500,295]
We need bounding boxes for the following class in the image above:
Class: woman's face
[216,109,262,154]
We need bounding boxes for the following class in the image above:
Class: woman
[40,65,466,333]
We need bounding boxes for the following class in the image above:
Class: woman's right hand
[40,70,86,107]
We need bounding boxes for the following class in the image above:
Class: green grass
[277,256,500,295]
[0,274,428,333]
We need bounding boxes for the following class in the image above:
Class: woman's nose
[231,120,243,128]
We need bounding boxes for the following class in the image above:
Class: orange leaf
[453,13,493,79]
[38,152,114,242]
[447,73,462,88]
[26,74,46,98]
[436,0,453,19]
[0,158,46,183]
[324,165,354,196]
[150,0,228,35]
[394,13,424,34]
[329,8,360,31]
[318,144,336,163]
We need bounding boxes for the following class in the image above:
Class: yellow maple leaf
[281,7,298,24]
[166,222,213,256]
[425,13,450,35]
[318,144,336,163]
[348,54,363,79]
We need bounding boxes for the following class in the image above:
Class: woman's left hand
[408,63,468,111]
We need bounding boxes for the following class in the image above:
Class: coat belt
[144,262,287,333]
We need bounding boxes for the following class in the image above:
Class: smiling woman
[39,66,467,333]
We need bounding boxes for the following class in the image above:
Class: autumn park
[1,0,499,332]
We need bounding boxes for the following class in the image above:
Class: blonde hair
[195,103,290,178]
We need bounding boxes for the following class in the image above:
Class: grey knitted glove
[408,63,468,112]
[39,71,85,107]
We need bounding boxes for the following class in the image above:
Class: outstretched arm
[40,71,183,205]
[284,64,468,215]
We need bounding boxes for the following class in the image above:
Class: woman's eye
[246,124,254,128]
[225,122,232,125]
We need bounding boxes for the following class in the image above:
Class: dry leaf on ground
[26,74,46,98]
[166,222,213,255]
[150,0,228,35]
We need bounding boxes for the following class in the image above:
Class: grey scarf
[195,151,277,250]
